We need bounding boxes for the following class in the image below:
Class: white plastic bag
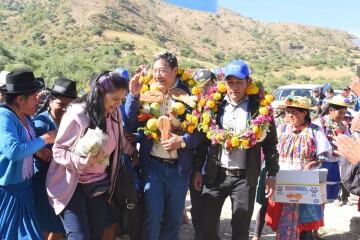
[73,127,107,164]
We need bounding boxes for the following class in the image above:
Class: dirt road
[179,195,360,240]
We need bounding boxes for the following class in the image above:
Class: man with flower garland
[124,52,203,240]
[196,60,280,240]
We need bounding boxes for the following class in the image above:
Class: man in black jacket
[196,60,279,240]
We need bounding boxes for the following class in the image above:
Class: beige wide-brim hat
[326,95,352,108]
[278,95,315,110]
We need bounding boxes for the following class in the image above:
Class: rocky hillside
[0,0,359,91]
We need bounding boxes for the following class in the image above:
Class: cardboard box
[273,169,328,204]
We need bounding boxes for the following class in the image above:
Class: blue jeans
[141,158,190,240]
[60,184,108,240]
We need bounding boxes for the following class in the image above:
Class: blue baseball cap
[224,60,249,80]
[113,67,130,81]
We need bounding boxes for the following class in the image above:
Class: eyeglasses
[153,68,169,75]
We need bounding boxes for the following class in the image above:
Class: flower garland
[138,67,199,141]
[192,79,275,150]
[137,67,275,150]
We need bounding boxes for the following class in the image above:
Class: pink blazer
[46,103,135,215]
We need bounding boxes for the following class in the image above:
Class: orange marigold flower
[187,124,195,134]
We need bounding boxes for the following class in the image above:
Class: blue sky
[162,0,218,14]
[219,0,360,38]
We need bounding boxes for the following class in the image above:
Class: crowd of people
[0,52,359,240]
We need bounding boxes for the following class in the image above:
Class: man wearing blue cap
[198,60,279,240]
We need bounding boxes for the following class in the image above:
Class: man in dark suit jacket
[196,60,279,240]
[124,52,203,240]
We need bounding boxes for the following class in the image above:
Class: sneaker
[333,199,343,207]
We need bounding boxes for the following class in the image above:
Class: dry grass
[0,0,359,82]
[272,66,354,80]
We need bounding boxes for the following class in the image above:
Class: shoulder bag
[111,111,138,213]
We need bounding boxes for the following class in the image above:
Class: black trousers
[201,172,256,240]
[338,182,350,201]
[189,172,204,239]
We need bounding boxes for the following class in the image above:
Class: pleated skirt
[0,180,44,240]
[33,178,65,233]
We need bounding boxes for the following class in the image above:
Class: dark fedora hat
[47,77,77,99]
[0,69,44,93]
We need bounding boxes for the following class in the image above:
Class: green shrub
[119,41,135,51]
[202,37,216,47]
[91,27,103,36]
[213,51,225,61]
[282,71,296,80]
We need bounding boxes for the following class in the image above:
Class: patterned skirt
[0,180,44,240]
[266,198,324,239]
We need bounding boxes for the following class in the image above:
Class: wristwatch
[180,139,187,148]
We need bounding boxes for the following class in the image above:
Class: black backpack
[343,164,360,196]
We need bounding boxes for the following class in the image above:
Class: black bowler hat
[47,77,77,99]
[0,69,44,93]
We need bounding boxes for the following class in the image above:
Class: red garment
[299,219,324,232]
[358,198,360,212]
[266,198,325,232]
[265,197,283,232]
[300,203,325,231]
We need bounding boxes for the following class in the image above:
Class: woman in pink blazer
[46,71,138,240]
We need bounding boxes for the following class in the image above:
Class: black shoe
[300,231,315,240]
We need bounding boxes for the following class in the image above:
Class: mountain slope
[0,0,359,91]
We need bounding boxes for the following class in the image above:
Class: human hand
[161,133,182,151]
[131,157,140,167]
[129,66,147,96]
[124,132,137,143]
[265,178,276,198]
[131,150,140,167]
[304,161,318,170]
[35,147,53,162]
[193,171,203,192]
[37,90,49,102]
[41,130,58,144]
[333,134,360,166]
[351,76,360,97]
[86,147,105,165]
